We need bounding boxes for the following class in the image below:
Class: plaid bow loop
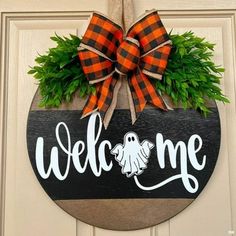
[116,38,140,75]
[78,10,172,128]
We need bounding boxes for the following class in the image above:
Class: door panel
[1,1,236,236]
[163,16,234,236]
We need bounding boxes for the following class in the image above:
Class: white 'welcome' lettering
[35,112,113,180]
[35,112,206,193]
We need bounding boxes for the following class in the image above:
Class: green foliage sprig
[28,32,229,114]
[156,31,229,115]
[28,34,95,107]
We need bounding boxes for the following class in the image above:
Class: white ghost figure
[111,131,154,178]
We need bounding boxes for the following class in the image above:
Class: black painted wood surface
[27,108,220,200]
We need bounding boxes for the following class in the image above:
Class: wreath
[28,31,229,116]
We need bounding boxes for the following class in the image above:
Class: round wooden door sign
[27,92,220,230]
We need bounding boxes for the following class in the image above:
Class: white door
[1,0,236,236]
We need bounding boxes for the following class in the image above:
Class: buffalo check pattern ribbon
[78,9,172,128]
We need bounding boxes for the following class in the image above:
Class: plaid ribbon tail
[81,84,101,119]
[97,73,119,128]
[128,68,167,122]
[128,69,147,122]
[141,73,167,111]
[81,73,120,129]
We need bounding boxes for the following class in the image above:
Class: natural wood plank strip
[56,199,193,231]
[31,89,216,111]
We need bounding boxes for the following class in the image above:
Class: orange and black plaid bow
[78,9,172,128]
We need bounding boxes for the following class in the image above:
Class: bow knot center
[116,38,140,75]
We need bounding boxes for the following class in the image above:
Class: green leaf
[156,30,229,116]
[28,34,88,107]
[28,69,36,74]
[179,47,187,58]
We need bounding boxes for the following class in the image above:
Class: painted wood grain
[26,106,220,230]
[27,108,220,200]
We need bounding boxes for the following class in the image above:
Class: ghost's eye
[128,137,131,142]
[132,137,135,141]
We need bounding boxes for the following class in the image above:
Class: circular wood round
[27,86,220,231]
